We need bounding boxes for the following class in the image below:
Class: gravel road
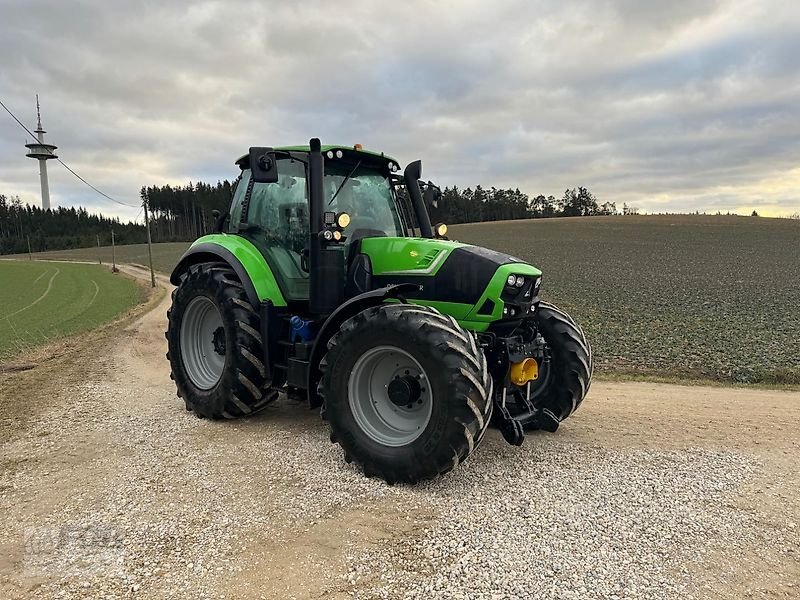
[1,265,798,599]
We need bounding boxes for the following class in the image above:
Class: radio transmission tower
[24,95,58,210]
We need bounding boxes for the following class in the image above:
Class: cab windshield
[324,163,405,240]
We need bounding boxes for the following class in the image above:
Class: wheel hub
[212,326,226,356]
[347,346,433,447]
[387,375,423,408]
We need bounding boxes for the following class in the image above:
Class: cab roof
[235,144,398,168]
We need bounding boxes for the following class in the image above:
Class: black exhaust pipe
[404,160,433,238]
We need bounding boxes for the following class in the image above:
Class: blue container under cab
[290,315,314,343]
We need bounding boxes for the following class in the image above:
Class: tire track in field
[32,269,48,284]
[2,267,60,321]
[86,280,100,308]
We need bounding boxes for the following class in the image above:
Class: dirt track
[1,265,798,599]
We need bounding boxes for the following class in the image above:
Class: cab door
[229,159,310,301]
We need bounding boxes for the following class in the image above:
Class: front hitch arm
[495,382,525,446]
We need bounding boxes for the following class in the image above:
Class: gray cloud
[1,0,799,219]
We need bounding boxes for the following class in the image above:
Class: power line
[54,157,138,208]
[0,97,139,208]
[0,97,33,134]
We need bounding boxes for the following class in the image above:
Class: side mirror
[422,181,442,209]
[249,147,279,183]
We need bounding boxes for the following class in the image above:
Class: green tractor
[166,139,592,484]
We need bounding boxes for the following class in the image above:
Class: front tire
[510,301,593,430]
[320,303,492,484]
[166,263,277,418]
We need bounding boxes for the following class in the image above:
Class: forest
[1,181,621,255]
[428,185,620,223]
[0,194,146,255]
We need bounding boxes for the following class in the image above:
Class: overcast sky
[1,0,799,220]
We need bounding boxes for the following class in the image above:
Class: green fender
[170,234,287,307]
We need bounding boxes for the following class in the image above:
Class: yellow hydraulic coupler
[510,358,539,386]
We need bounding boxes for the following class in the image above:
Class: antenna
[36,94,42,131]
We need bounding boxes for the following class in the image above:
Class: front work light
[333,230,342,241]
[336,212,351,228]
[434,223,448,238]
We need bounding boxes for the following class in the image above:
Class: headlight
[515,276,525,288]
[336,212,351,228]
[506,274,517,286]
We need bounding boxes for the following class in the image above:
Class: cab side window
[235,159,311,300]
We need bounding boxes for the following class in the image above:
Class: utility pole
[96,234,102,264]
[142,197,156,288]
[111,228,117,273]
[27,234,32,260]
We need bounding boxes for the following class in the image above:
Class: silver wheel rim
[348,345,433,447]
[180,296,225,390]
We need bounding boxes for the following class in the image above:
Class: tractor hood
[358,237,542,328]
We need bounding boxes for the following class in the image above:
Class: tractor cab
[228,144,438,306]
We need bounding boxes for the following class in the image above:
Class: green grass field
[8,215,800,383]
[0,260,144,360]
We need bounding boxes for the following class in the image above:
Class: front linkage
[481,317,555,446]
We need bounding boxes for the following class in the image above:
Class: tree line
[2,180,626,255]
[0,194,146,255]
[140,181,233,243]
[428,185,622,224]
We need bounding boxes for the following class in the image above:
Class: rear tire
[320,303,492,484]
[166,263,277,419]
[512,301,592,430]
